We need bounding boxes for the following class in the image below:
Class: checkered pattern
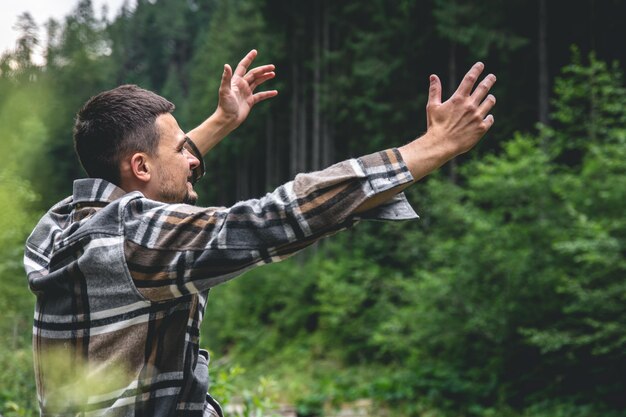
[24,148,417,416]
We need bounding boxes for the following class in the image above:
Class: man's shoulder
[25,180,141,256]
[27,194,75,247]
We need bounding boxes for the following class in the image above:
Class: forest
[0,0,625,416]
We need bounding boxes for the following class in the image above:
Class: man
[24,50,495,416]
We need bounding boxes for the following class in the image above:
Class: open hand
[217,49,278,129]
[396,63,496,183]
[425,62,496,157]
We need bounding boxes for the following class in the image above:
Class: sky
[0,0,129,63]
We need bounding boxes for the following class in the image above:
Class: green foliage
[0,87,41,417]
[547,47,626,160]
[0,26,45,416]
[433,0,527,58]
[189,0,276,126]
[517,53,626,409]
[208,362,283,417]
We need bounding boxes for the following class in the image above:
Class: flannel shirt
[24,148,418,417]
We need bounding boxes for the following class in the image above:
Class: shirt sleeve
[123,148,418,301]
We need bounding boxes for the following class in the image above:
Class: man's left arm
[186,50,278,155]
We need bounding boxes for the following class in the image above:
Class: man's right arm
[123,147,415,302]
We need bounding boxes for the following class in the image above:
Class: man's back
[25,179,219,416]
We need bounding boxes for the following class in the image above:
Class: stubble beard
[182,189,198,205]
[158,171,198,205]
[183,178,198,205]
[160,186,197,205]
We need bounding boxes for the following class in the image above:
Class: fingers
[451,62,496,128]
[245,64,276,90]
[454,62,484,97]
[220,64,233,93]
[478,94,496,118]
[244,64,275,83]
[482,114,495,131]
[427,74,442,107]
[471,73,496,105]
[250,72,276,90]
[233,51,276,91]
[252,90,278,104]
[234,49,258,77]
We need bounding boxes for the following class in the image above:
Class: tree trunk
[448,41,458,183]
[265,113,276,190]
[298,80,308,172]
[538,0,549,127]
[312,0,321,171]
[289,37,299,177]
[322,0,333,167]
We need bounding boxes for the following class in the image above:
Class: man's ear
[129,152,152,183]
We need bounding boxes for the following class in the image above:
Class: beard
[158,170,198,205]
[182,190,198,205]
[160,186,198,205]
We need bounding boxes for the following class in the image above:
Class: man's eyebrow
[176,136,187,148]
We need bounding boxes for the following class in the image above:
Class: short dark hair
[73,85,175,185]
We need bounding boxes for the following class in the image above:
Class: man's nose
[187,152,200,170]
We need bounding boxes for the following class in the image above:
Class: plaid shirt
[24,149,417,417]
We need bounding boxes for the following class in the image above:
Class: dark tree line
[2,0,625,205]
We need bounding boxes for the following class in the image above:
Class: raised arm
[356,62,496,213]
[186,49,278,155]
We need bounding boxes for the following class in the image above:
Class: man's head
[74,85,200,204]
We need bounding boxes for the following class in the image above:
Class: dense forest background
[1,0,625,416]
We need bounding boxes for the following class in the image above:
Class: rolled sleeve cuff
[354,148,419,221]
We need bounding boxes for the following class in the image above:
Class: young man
[24,51,495,416]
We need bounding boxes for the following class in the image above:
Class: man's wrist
[212,107,238,127]
[419,131,459,161]
[398,132,455,181]
[209,108,239,137]
[186,110,238,155]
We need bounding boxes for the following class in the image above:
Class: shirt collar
[72,178,129,206]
